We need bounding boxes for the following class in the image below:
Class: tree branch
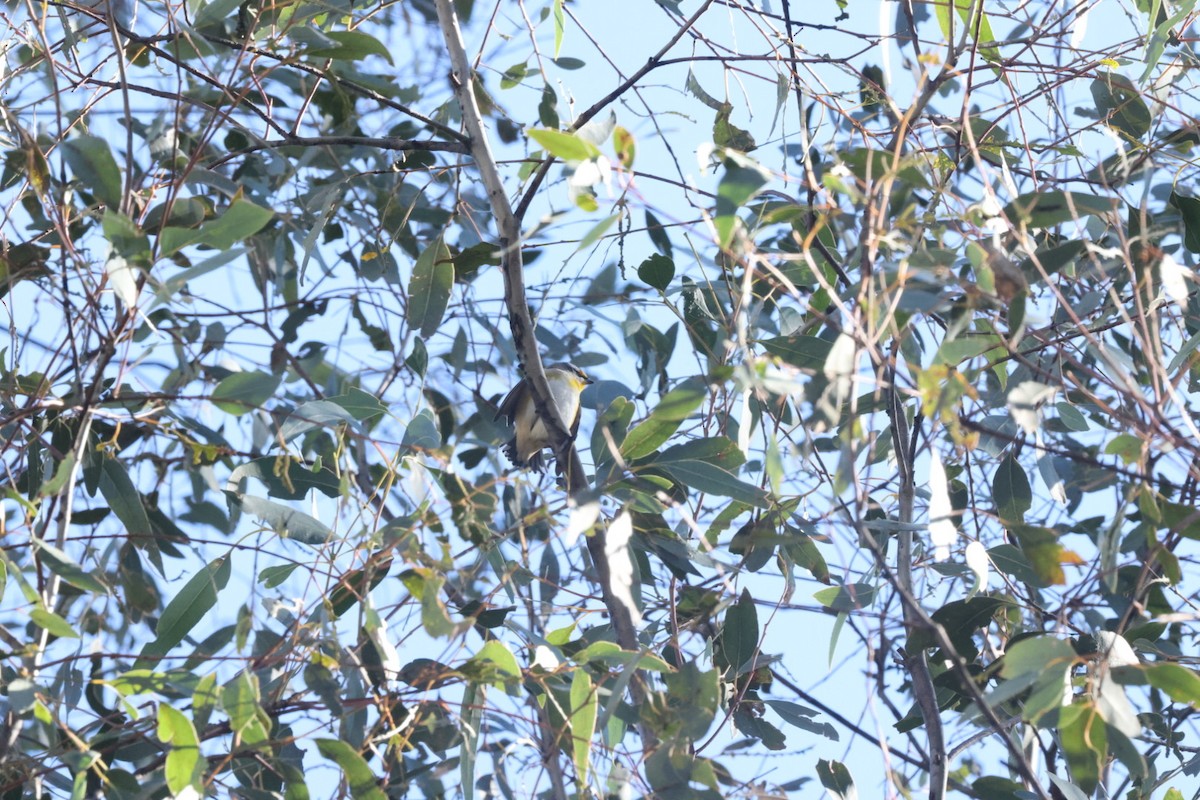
[433,0,646,710]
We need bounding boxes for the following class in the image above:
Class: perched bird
[496,362,593,473]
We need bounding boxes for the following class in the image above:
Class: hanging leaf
[718,589,759,675]
[315,739,388,800]
[527,128,600,162]
[638,253,674,291]
[645,209,673,256]
[569,668,597,784]
[211,370,281,416]
[993,454,1032,523]
[814,582,878,612]
[1091,73,1151,140]
[406,236,454,339]
[1003,191,1118,228]
[137,556,231,666]
[761,334,834,371]
[621,378,708,459]
[816,760,856,800]
[1169,191,1200,253]
[159,198,272,255]
[61,135,122,208]
[656,460,770,508]
[714,155,768,247]
[158,705,203,794]
[1058,703,1106,796]
[552,0,565,57]
[232,495,333,544]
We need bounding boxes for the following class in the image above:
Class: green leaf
[658,460,770,508]
[569,669,597,784]
[552,0,565,57]
[910,596,1007,659]
[223,671,269,746]
[765,699,838,740]
[137,556,231,666]
[148,247,244,311]
[500,61,528,89]
[158,705,203,794]
[102,210,150,263]
[713,104,756,153]
[466,640,522,684]
[406,337,429,378]
[406,236,454,339]
[62,135,122,208]
[715,158,767,247]
[684,69,724,111]
[98,457,152,538]
[733,706,786,750]
[613,125,635,168]
[813,582,877,612]
[402,409,441,450]
[993,453,1031,523]
[328,388,389,422]
[816,759,856,800]
[211,370,281,416]
[1001,635,1076,678]
[1008,524,1075,586]
[30,608,80,639]
[315,739,387,800]
[1106,433,1144,465]
[936,334,1001,366]
[298,30,393,63]
[655,436,743,468]
[719,588,759,673]
[662,662,719,741]
[933,0,1001,64]
[1003,191,1118,229]
[258,564,299,588]
[1145,663,1200,705]
[1141,0,1198,81]
[638,253,674,291]
[1017,239,1087,279]
[577,211,622,252]
[279,400,361,443]
[193,0,242,26]
[328,559,393,618]
[987,543,1041,585]
[1091,73,1151,140]
[399,569,457,638]
[1056,402,1089,432]
[1058,702,1106,796]
[645,209,673,256]
[32,537,106,594]
[761,334,834,371]
[527,128,600,162]
[1169,191,1200,253]
[227,457,341,501]
[233,495,333,544]
[159,198,273,255]
[621,378,707,459]
[460,683,480,800]
[538,84,560,129]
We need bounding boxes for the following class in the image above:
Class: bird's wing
[568,398,582,438]
[495,380,527,424]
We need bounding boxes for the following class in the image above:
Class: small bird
[495,362,593,473]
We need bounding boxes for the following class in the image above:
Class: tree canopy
[3,0,1200,798]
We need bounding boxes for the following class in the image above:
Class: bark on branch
[433,0,643,675]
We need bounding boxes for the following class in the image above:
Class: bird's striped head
[546,362,593,390]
